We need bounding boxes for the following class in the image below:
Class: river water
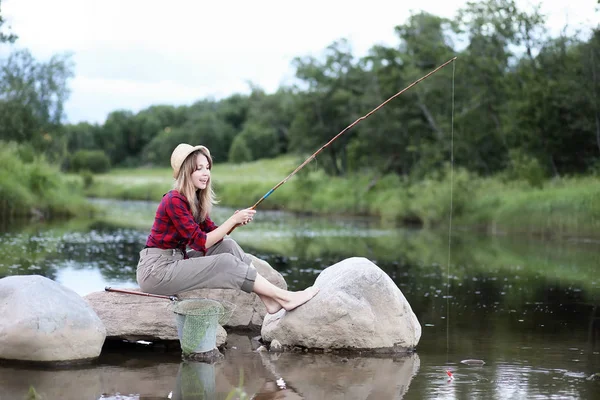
[0,199,598,399]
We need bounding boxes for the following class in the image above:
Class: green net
[170,298,236,356]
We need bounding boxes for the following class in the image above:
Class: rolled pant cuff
[240,264,257,293]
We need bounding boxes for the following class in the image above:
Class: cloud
[3,0,598,124]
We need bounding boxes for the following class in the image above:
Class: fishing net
[169,298,235,356]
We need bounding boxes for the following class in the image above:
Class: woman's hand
[232,208,256,225]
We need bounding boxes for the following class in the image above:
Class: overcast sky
[2,0,598,124]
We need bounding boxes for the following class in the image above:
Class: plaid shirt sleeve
[202,216,218,233]
[165,192,212,253]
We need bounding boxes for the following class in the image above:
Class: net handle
[105,286,179,302]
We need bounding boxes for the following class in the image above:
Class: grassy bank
[0,144,94,221]
[82,155,600,238]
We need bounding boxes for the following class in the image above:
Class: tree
[507,32,600,175]
[0,50,74,148]
[353,12,456,178]
[0,0,17,44]
[289,39,368,176]
[445,0,546,173]
[229,87,295,162]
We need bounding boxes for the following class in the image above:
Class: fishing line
[446,60,456,362]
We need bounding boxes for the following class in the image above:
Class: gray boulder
[0,275,106,362]
[261,257,422,352]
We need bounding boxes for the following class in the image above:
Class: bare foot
[258,294,283,314]
[282,286,320,311]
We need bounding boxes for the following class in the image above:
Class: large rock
[261,257,422,352]
[0,275,106,362]
[84,288,227,347]
[84,255,286,344]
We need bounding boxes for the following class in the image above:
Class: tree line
[1,0,599,182]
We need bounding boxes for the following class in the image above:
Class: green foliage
[2,0,599,184]
[69,150,111,173]
[235,88,295,161]
[407,165,475,227]
[184,101,237,163]
[0,49,74,148]
[235,122,278,160]
[15,141,35,163]
[507,32,600,175]
[225,369,248,400]
[502,149,546,187]
[89,156,600,237]
[0,141,92,220]
[27,160,60,196]
[2,0,598,237]
[0,0,18,44]
[0,169,34,217]
[25,386,42,400]
[289,39,367,176]
[228,134,253,163]
[80,170,94,188]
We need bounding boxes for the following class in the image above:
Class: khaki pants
[136,238,257,295]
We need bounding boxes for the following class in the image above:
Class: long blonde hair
[174,149,218,222]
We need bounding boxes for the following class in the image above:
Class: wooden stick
[104,286,179,301]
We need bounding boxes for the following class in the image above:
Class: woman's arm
[205,208,256,248]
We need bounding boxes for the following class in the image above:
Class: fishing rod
[105,286,179,301]
[228,56,458,234]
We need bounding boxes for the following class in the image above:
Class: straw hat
[170,143,210,179]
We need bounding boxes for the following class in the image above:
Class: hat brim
[171,144,210,179]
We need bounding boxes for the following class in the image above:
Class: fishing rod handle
[226,204,259,235]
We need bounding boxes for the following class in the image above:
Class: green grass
[0,143,94,220]
[463,176,600,237]
[81,156,600,239]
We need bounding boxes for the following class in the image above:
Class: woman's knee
[215,238,245,257]
[213,252,238,266]
[219,237,240,251]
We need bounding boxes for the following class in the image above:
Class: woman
[137,143,318,314]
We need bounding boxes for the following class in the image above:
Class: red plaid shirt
[145,190,219,256]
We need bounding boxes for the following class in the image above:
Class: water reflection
[256,352,420,399]
[174,362,216,400]
[0,353,179,400]
[0,334,420,400]
[1,200,599,399]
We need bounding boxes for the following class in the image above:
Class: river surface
[0,199,599,399]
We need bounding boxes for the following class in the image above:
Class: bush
[27,161,61,195]
[503,149,546,188]
[70,150,111,173]
[80,170,94,188]
[408,165,475,227]
[228,135,253,163]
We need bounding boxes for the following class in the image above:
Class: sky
[2,0,599,125]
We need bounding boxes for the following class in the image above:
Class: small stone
[587,373,600,381]
[256,346,267,352]
[461,359,485,365]
[270,340,283,352]
[182,348,223,363]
